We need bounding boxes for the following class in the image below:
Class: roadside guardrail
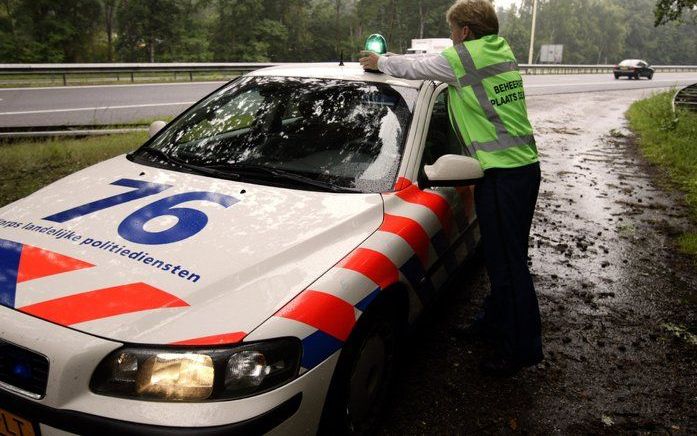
[1,63,697,86]
[673,83,697,112]
[519,64,697,75]
[0,127,147,139]
[0,63,277,86]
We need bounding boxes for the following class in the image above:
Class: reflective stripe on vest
[443,37,537,169]
[452,43,536,154]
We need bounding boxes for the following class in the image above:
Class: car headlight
[90,338,301,401]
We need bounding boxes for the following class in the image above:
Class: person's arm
[377,53,458,86]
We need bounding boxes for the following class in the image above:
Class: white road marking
[0,101,196,116]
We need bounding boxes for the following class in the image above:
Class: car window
[420,90,465,169]
[137,76,417,193]
[178,89,263,143]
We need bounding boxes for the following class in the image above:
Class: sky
[493,0,523,10]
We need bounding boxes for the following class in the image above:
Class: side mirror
[422,154,483,187]
[148,120,167,138]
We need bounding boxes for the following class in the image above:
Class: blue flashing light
[12,361,32,380]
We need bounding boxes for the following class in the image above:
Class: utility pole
[528,0,538,64]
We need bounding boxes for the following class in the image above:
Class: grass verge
[0,132,147,207]
[626,90,697,256]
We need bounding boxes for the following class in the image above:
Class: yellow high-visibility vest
[442,35,538,170]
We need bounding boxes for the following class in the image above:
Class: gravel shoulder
[377,89,697,434]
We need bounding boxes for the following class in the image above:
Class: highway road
[0,71,695,128]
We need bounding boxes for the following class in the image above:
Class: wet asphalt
[376,89,697,434]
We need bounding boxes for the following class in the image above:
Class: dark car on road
[613,59,654,80]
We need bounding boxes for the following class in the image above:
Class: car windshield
[131,76,417,193]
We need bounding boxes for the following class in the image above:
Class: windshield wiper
[133,146,178,164]
[134,147,241,181]
[206,163,361,193]
[133,149,358,192]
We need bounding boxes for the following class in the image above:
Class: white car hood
[0,155,383,345]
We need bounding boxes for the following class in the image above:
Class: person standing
[359,0,543,376]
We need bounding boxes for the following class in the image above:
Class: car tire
[614,74,619,80]
[634,73,640,80]
[648,73,653,80]
[318,294,402,435]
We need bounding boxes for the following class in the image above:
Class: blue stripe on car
[0,239,22,308]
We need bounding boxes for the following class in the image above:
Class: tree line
[1,0,696,64]
[503,0,697,64]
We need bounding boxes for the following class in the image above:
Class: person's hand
[359,50,380,71]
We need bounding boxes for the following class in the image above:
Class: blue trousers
[474,162,543,364]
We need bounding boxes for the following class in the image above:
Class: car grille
[0,339,49,399]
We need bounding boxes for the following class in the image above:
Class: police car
[0,57,483,435]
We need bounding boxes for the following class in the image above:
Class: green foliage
[0,132,145,207]
[655,0,697,26]
[500,0,697,64]
[679,233,697,255]
[116,0,189,62]
[0,0,102,62]
[210,0,284,62]
[351,0,452,57]
[2,0,697,64]
[627,91,697,254]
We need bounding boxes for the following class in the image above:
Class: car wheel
[648,73,653,80]
[319,295,401,435]
[634,73,640,80]
[614,74,619,79]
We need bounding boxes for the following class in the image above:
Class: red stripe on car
[380,214,431,267]
[276,290,356,341]
[17,245,94,283]
[339,248,399,290]
[171,331,247,346]
[19,282,188,325]
[393,177,412,191]
[396,185,454,235]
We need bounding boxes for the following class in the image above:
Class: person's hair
[446,0,499,38]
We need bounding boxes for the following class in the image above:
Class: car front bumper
[0,389,302,436]
[0,307,339,436]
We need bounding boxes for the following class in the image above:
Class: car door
[638,61,647,75]
[414,83,477,287]
[380,81,479,307]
